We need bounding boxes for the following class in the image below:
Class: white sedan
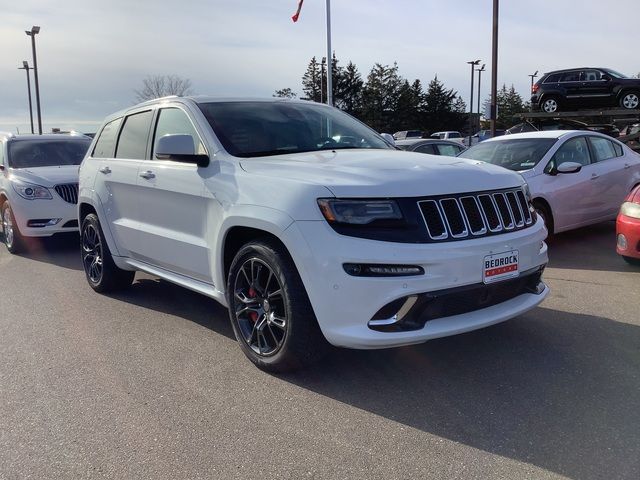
[0,133,92,253]
[459,130,640,236]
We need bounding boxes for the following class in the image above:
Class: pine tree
[301,57,322,102]
[335,61,363,116]
[361,63,404,132]
[273,88,297,99]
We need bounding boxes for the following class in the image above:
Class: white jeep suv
[79,97,549,371]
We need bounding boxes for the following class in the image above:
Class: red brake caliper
[248,287,259,323]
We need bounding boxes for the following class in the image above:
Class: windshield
[459,138,558,171]
[198,101,390,158]
[7,138,91,168]
[603,68,628,79]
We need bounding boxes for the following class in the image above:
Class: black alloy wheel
[233,257,288,356]
[227,240,327,372]
[80,213,135,292]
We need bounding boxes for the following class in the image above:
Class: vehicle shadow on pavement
[0,232,83,271]
[106,276,235,341]
[283,308,640,480]
[548,222,638,273]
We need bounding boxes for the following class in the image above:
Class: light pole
[18,61,34,134]
[467,59,481,146]
[25,25,42,135]
[529,70,538,93]
[490,0,499,136]
[477,63,486,118]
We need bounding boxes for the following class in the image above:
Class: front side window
[588,136,619,162]
[198,101,389,158]
[459,138,557,171]
[115,110,154,160]
[436,144,462,156]
[93,117,123,158]
[551,137,591,168]
[581,70,602,82]
[152,108,206,158]
[414,144,436,154]
[7,138,91,168]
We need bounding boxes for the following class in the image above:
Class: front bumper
[10,196,78,237]
[284,217,549,349]
[617,214,640,259]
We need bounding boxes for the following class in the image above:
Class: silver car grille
[54,183,79,204]
[418,188,533,241]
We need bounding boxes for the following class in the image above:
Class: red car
[617,184,640,265]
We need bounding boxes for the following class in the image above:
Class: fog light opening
[617,234,628,250]
[343,263,424,277]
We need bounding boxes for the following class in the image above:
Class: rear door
[135,105,214,283]
[559,71,582,108]
[91,112,153,257]
[586,135,630,218]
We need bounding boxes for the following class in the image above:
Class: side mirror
[602,74,612,81]
[557,161,582,174]
[380,133,396,147]
[155,134,209,167]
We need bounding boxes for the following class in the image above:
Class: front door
[135,106,214,283]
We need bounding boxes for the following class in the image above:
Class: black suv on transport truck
[531,68,640,113]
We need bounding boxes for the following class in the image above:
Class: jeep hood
[240,149,524,197]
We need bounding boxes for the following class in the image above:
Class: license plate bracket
[483,250,519,284]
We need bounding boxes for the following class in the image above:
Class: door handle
[98,166,111,174]
[590,173,599,180]
[139,170,155,180]
[624,163,631,169]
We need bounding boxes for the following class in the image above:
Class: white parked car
[430,131,464,144]
[0,133,92,253]
[459,130,640,235]
[79,98,549,371]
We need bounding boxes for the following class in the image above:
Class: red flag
[291,0,304,22]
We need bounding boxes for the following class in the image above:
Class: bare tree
[135,75,193,102]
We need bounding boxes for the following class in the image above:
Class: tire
[533,201,554,240]
[80,213,135,292]
[541,96,560,113]
[619,91,640,110]
[1,201,26,254]
[622,255,640,266]
[226,239,328,372]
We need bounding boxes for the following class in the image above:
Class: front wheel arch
[532,198,554,237]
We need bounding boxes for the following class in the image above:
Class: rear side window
[92,117,123,158]
[544,73,561,83]
[448,132,461,138]
[588,136,619,162]
[560,72,580,82]
[115,110,154,160]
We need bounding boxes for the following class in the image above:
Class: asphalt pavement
[0,222,638,479]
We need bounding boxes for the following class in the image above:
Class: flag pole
[326,0,333,106]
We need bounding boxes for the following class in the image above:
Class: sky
[0,0,638,134]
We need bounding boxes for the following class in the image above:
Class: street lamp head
[26,25,40,35]
[22,60,29,69]
[479,64,486,71]
[533,70,538,76]
[467,59,481,66]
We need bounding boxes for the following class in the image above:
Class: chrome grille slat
[439,198,468,238]
[506,191,524,227]
[418,187,533,241]
[54,183,78,204]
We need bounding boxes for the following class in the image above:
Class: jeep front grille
[54,183,78,204]
[418,187,534,241]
